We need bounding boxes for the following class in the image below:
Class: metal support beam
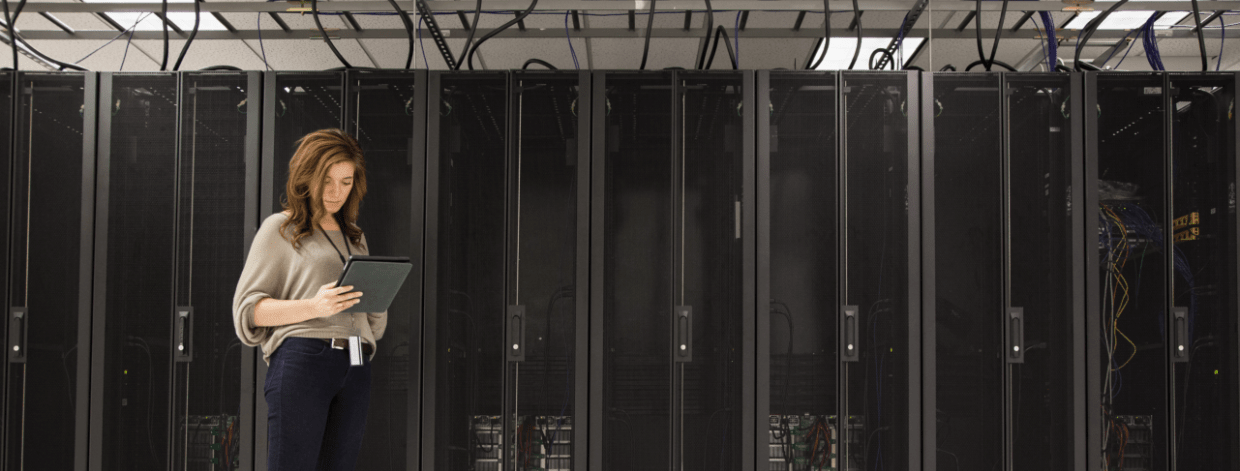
[793,11,806,31]
[1010,10,1035,31]
[211,12,237,33]
[740,10,749,31]
[342,12,362,32]
[515,10,525,31]
[268,12,290,33]
[152,12,184,34]
[1194,9,1225,31]
[848,11,863,31]
[955,11,976,31]
[572,10,581,30]
[457,11,470,29]
[18,26,1229,40]
[1091,36,1134,68]
[37,12,74,34]
[5,1,1235,13]
[684,10,692,30]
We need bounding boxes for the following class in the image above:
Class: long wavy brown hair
[279,129,368,251]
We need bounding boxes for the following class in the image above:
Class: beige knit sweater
[232,212,387,364]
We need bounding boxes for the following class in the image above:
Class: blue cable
[1039,12,1057,70]
[565,10,579,69]
[257,13,271,71]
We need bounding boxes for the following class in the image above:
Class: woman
[232,128,384,471]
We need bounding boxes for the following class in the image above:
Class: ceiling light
[1064,11,1190,31]
[810,37,925,71]
[84,0,227,32]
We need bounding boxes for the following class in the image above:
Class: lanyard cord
[321,225,353,264]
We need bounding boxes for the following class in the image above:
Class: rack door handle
[9,308,25,363]
[1172,307,1188,363]
[1008,307,1024,363]
[508,305,525,362]
[675,306,692,362]
[842,305,859,362]
[175,306,193,362]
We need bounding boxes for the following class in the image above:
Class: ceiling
[0,0,1235,72]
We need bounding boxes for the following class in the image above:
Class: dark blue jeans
[265,337,372,471]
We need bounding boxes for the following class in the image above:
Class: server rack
[588,70,755,471]
[1084,72,1240,471]
[340,69,426,471]
[256,71,345,471]
[88,72,260,471]
[928,72,1085,471]
[2,72,93,471]
[421,70,591,471]
[755,70,921,471]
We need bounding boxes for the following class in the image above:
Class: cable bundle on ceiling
[1141,13,1166,71]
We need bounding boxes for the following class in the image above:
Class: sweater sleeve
[360,233,388,340]
[232,215,294,346]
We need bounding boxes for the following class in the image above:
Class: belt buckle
[330,338,346,350]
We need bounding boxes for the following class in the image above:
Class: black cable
[160,0,168,70]
[987,0,1009,70]
[1074,0,1128,71]
[847,0,861,69]
[200,65,241,70]
[453,0,481,70]
[639,0,656,69]
[522,58,557,69]
[1189,0,1208,71]
[386,0,415,69]
[466,0,538,70]
[695,0,715,69]
[172,0,200,71]
[964,59,1016,71]
[804,0,831,69]
[312,0,352,68]
[1,0,84,71]
[939,64,957,71]
[2,0,17,69]
[704,25,737,69]
[869,48,896,70]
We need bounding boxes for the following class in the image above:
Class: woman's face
[320,160,356,217]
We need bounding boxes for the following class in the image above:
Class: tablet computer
[335,255,413,313]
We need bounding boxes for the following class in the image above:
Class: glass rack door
[1006,74,1081,471]
[169,72,259,471]
[932,73,1005,471]
[1166,73,1239,471]
[5,72,92,471]
[759,71,839,471]
[347,70,422,471]
[504,72,588,471]
[93,72,180,470]
[422,72,509,471]
[841,72,915,471]
[1090,73,1171,471]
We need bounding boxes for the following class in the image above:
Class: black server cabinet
[5,73,91,471]
[341,69,426,471]
[422,70,591,471]
[1085,73,1240,471]
[588,71,755,471]
[929,73,1084,471]
[258,71,424,471]
[89,72,260,470]
[756,71,921,471]
[256,71,345,471]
